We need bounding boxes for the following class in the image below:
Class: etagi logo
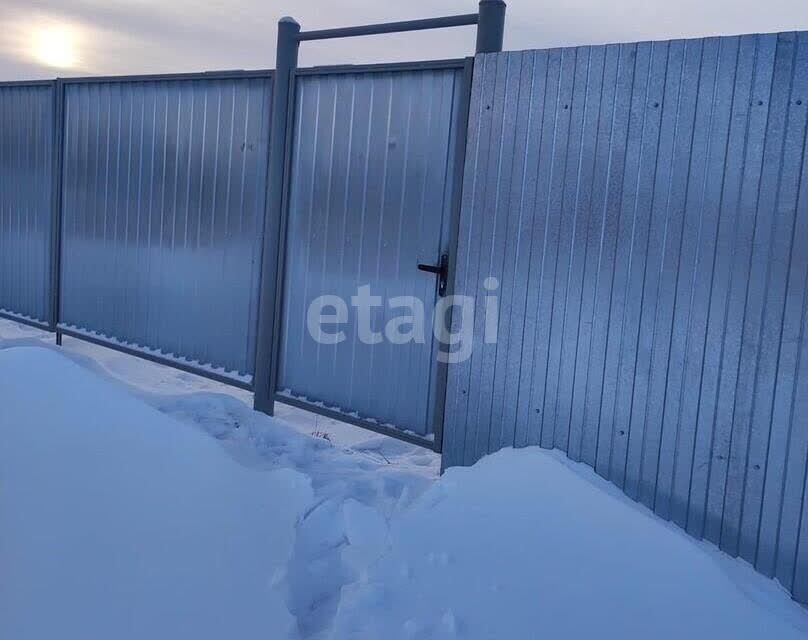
[306,277,500,364]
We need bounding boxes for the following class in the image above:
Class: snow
[0,319,440,468]
[330,448,808,639]
[0,347,312,639]
[0,320,437,638]
[1,318,808,640]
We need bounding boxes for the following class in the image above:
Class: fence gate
[275,63,469,447]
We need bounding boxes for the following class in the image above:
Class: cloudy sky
[2,0,808,80]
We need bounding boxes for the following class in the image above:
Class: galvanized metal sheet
[444,32,808,603]
[278,66,464,438]
[0,83,55,325]
[59,75,273,380]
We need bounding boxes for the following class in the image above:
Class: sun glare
[31,25,80,69]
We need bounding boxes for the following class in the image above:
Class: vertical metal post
[50,79,65,345]
[254,17,300,414]
[476,0,506,53]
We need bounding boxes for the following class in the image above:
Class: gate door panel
[277,64,465,442]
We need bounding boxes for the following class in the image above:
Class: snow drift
[1,341,806,640]
[330,449,808,639]
[0,347,312,640]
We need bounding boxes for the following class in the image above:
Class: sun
[30,25,80,69]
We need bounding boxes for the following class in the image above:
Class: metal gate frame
[251,3,505,450]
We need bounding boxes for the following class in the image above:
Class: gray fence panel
[0,83,55,326]
[277,66,464,439]
[59,75,273,381]
[444,32,808,603]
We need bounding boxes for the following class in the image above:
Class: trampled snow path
[2,319,808,639]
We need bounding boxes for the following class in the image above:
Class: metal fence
[58,72,273,383]
[0,81,56,328]
[442,32,808,603]
[0,8,498,434]
[1,8,807,605]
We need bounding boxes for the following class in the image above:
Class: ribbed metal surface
[278,67,464,437]
[444,33,808,602]
[0,83,55,324]
[60,75,273,380]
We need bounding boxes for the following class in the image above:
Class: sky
[2,0,808,81]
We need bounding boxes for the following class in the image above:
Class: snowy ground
[0,319,439,474]
[1,317,807,639]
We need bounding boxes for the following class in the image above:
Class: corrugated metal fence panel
[278,67,464,437]
[59,75,272,380]
[0,83,54,325]
[444,32,808,603]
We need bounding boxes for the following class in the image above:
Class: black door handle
[417,254,449,296]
